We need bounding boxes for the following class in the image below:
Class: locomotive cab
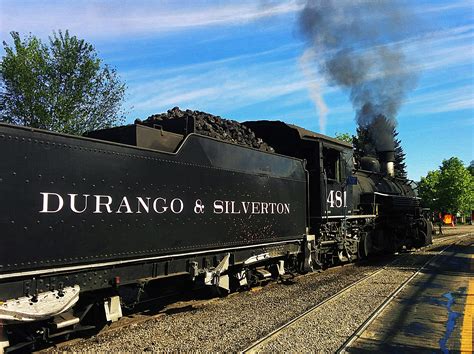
[242,121,354,233]
[320,142,354,221]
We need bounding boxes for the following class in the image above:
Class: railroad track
[47,232,469,352]
[242,238,460,353]
[336,242,455,353]
[241,267,389,353]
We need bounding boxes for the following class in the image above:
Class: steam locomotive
[0,117,431,351]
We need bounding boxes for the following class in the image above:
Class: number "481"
[327,190,347,208]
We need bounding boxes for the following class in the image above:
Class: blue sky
[1,0,473,180]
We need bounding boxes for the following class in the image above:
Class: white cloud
[0,0,301,39]
[129,63,312,114]
[404,85,474,114]
[124,21,474,120]
[414,0,474,13]
[3,1,471,125]
[121,43,302,82]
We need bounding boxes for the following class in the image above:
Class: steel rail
[242,238,459,354]
[48,234,469,352]
[336,241,455,353]
[241,264,393,353]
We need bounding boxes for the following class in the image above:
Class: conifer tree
[393,130,407,179]
[353,126,408,179]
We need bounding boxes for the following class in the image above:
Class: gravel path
[58,233,471,352]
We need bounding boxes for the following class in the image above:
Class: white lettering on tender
[270,203,276,214]
[69,194,89,213]
[153,197,168,214]
[40,192,64,213]
[251,202,260,214]
[276,203,284,214]
[116,196,133,214]
[38,192,291,217]
[231,201,241,214]
[213,200,224,214]
[136,197,151,213]
[94,195,113,213]
[212,200,290,215]
[170,198,184,214]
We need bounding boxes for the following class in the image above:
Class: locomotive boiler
[0,114,431,352]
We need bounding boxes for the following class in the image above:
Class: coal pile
[139,107,274,152]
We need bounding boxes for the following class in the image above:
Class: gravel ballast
[61,264,382,352]
[252,234,474,352]
[59,233,471,352]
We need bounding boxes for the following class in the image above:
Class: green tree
[0,31,125,135]
[468,160,474,177]
[393,130,407,179]
[418,170,441,211]
[437,157,474,215]
[334,132,354,144]
[353,126,373,169]
[353,126,408,179]
[419,157,474,216]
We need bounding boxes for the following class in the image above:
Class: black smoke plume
[298,0,417,152]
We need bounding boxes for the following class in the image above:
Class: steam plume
[299,49,328,133]
[298,0,417,151]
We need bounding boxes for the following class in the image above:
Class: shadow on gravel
[279,278,297,286]
[163,305,196,315]
[347,238,472,353]
[347,340,437,353]
[383,242,472,278]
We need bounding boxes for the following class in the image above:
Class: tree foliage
[468,160,474,177]
[418,157,474,215]
[353,126,407,178]
[418,170,441,211]
[0,31,125,135]
[393,131,407,179]
[334,132,354,144]
[353,126,372,169]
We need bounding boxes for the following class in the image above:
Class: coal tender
[0,108,431,352]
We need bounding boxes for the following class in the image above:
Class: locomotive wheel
[425,221,433,245]
[358,233,371,259]
[425,230,433,246]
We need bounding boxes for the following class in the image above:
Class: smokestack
[378,150,395,177]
